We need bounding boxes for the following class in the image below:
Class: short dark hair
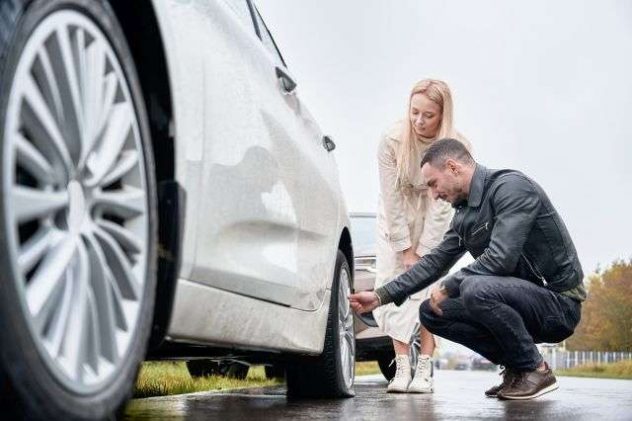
[420,138,474,168]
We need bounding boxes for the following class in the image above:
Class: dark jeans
[419,275,582,370]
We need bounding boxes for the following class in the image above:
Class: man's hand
[402,247,421,270]
[349,291,380,314]
[429,284,448,316]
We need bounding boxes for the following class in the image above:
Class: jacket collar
[466,164,487,208]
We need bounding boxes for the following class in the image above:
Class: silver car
[350,212,419,380]
[0,0,354,418]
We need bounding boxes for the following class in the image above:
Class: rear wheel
[377,350,396,381]
[264,364,285,380]
[0,1,157,418]
[286,251,355,398]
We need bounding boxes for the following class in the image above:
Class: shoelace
[497,367,514,387]
[395,361,408,378]
[388,357,410,382]
[415,358,432,380]
[508,371,526,388]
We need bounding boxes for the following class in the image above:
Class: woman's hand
[402,247,421,270]
[349,291,380,314]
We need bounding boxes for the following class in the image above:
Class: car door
[188,0,339,311]
[247,5,342,311]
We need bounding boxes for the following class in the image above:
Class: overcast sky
[258,0,632,275]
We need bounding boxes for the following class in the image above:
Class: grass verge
[134,361,384,399]
[134,362,280,399]
[356,361,381,376]
[557,360,632,380]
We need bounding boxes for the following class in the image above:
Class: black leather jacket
[378,164,584,305]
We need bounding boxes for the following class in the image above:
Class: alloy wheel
[2,10,150,393]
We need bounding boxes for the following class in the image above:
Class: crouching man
[350,138,585,400]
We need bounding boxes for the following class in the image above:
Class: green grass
[355,361,381,376]
[134,361,384,399]
[133,362,280,399]
[557,360,632,380]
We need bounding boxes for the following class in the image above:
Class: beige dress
[373,122,468,344]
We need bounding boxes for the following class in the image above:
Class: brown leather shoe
[497,362,558,400]
[485,368,517,398]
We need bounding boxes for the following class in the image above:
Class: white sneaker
[408,356,434,393]
[387,354,412,393]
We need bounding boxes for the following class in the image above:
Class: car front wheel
[0,0,157,418]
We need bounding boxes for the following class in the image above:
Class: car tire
[0,367,18,412]
[377,350,396,381]
[0,0,157,419]
[186,360,250,380]
[286,251,355,398]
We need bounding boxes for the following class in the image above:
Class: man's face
[422,160,466,204]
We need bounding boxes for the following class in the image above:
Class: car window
[253,6,287,67]
[350,216,376,255]
[221,0,257,34]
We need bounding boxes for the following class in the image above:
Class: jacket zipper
[470,222,489,237]
[455,207,464,247]
[522,253,546,284]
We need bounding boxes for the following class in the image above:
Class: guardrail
[540,348,632,370]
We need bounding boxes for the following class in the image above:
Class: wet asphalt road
[125,369,632,420]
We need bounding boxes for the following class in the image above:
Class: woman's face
[409,93,442,138]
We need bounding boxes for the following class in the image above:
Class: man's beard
[449,187,468,207]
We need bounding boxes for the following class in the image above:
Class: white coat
[373,122,469,343]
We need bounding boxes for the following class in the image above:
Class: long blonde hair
[396,79,458,186]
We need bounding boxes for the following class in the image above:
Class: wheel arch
[338,227,354,287]
[107,1,174,183]
[107,0,181,349]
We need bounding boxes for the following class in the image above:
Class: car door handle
[275,66,297,94]
[322,135,336,152]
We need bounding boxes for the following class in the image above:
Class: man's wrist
[374,287,394,306]
[373,291,382,306]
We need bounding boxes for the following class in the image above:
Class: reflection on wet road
[125,369,632,420]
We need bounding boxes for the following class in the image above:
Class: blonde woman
[374,79,470,393]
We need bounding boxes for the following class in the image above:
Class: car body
[149,0,350,359]
[0,0,354,418]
